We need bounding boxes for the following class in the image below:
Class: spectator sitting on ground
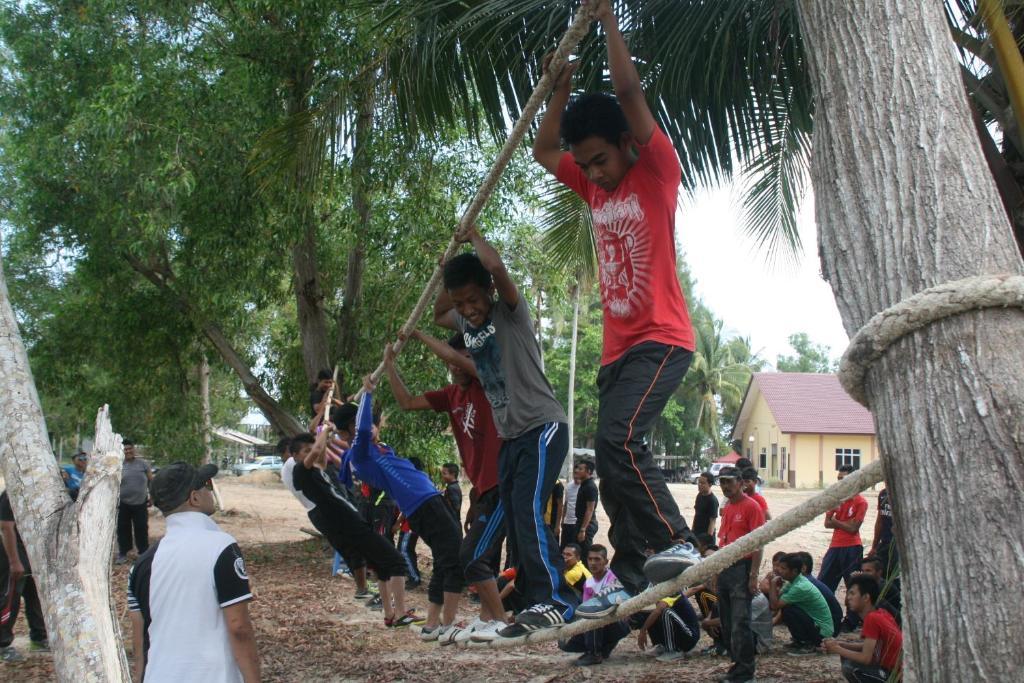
[636,590,702,663]
[795,550,843,637]
[558,545,630,666]
[822,575,903,683]
[562,543,592,597]
[767,553,834,655]
[858,557,901,624]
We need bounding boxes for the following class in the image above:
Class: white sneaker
[647,644,666,656]
[469,620,507,643]
[656,649,687,662]
[436,623,461,646]
[419,625,441,642]
[453,618,486,644]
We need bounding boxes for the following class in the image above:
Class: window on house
[780,446,787,478]
[759,448,767,469]
[834,448,862,471]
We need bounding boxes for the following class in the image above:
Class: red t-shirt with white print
[556,126,695,365]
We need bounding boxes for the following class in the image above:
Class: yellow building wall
[738,389,878,488]
[737,394,785,478]
[787,433,877,487]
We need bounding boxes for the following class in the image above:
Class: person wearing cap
[714,465,766,683]
[117,440,154,564]
[127,462,260,683]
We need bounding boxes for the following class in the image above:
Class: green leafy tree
[775,332,838,373]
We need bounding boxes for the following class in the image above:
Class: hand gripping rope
[353,1,601,401]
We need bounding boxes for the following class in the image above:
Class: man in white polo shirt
[127,462,260,682]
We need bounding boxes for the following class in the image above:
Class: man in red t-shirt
[383,332,507,642]
[711,467,765,682]
[823,574,902,682]
[819,465,868,631]
[533,0,696,597]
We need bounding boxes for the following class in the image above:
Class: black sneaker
[365,595,384,610]
[353,588,375,601]
[786,643,817,656]
[498,603,568,638]
[642,542,702,584]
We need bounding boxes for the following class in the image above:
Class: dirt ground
[4,476,882,682]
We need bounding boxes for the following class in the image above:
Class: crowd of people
[0,4,904,682]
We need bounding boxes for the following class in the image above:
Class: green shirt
[780,574,833,638]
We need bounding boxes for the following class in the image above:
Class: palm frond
[538,180,598,285]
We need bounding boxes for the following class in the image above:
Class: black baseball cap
[741,467,759,482]
[718,466,740,480]
[151,462,218,514]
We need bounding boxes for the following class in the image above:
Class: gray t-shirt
[120,457,152,505]
[454,295,566,439]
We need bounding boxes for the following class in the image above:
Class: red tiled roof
[754,373,874,435]
[714,451,742,464]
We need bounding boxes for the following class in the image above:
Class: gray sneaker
[643,543,702,584]
[1,646,24,663]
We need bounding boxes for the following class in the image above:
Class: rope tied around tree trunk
[839,273,1024,407]
[479,459,884,649]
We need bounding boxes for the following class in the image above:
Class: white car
[688,461,733,484]
[232,456,283,476]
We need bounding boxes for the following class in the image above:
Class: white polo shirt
[128,511,252,683]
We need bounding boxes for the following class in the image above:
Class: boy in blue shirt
[434,225,578,637]
[334,387,466,644]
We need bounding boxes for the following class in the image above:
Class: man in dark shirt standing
[573,461,599,559]
[116,440,153,564]
[441,463,463,527]
[692,472,719,537]
[0,491,47,662]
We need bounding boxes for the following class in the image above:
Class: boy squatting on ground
[333,385,468,643]
[533,0,699,601]
[282,430,415,627]
[434,225,579,636]
[382,331,509,643]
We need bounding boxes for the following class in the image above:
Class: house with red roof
[731,373,877,487]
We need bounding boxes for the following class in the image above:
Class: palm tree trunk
[798,1,1024,679]
[979,0,1024,129]
[0,258,131,681]
[562,282,580,480]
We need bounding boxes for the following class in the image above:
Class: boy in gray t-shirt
[435,226,577,637]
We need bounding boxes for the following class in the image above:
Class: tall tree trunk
[562,282,581,481]
[291,222,331,384]
[125,254,305,436]
[288,65,332,385]
[200,354,212,464]
[337,78,376,363]
[798,2,1024,680]
[0,258,131,681]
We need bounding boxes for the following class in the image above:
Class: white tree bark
[0,257,130,681]
[797,2,1024,680]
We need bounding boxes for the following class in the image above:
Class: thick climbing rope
[352,1,600,400]
[474,459,884,649]
[839,273,1024,406]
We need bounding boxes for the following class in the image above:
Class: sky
[676,185,850,368]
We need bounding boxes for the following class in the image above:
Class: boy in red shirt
[823,575,902,682]
[819,464,868,630]
[533,0,697,597]
[383,333,508,642]
[741,468,771,520]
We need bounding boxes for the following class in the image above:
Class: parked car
[232,456,283,477]
[688,461,733,484]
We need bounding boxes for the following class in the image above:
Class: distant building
[731,373,877,487]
